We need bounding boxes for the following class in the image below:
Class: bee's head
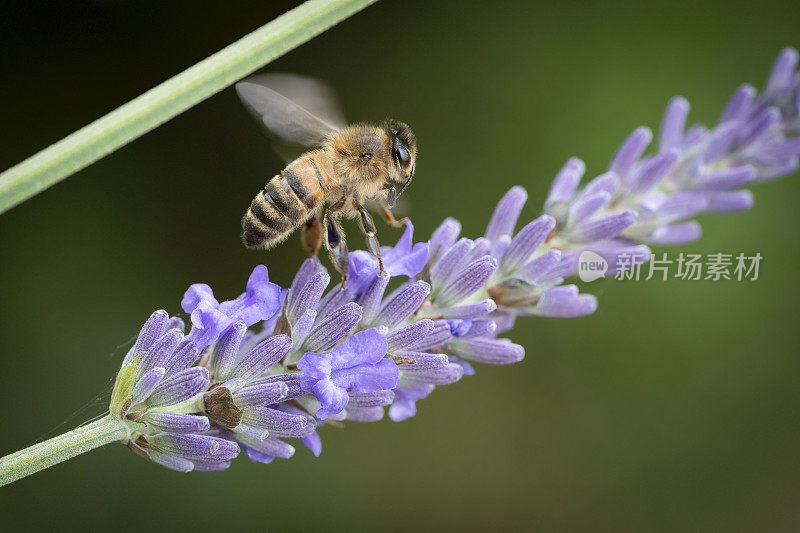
[383,120,417,196]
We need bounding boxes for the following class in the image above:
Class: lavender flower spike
[108,311,237,472]
[2,49,798,486]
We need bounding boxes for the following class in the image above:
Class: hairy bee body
[235,75,417,280]
[241,123,415,251]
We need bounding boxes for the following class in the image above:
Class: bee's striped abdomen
[241,158,327,249]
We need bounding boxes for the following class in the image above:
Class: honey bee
[236,74,417,282]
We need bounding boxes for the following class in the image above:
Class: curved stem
[0,0,378,215]
[0,415,126,488]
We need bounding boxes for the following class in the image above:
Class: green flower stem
[0,415,126,487]
[0,0,378,215]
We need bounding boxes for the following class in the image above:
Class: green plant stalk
[0,415,127,487]
[0,0,378,215]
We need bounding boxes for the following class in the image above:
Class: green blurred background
[2,0,800,530]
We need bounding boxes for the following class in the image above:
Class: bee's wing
[236,74,346,162]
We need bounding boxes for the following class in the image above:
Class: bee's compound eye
[393,143,411,166]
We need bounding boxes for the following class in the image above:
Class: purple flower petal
[291,258,327,295]
[357,271,390,326]
[286,272,329,324]
[148,367,210,407]
[737,107,781,149]
[429,238,475,288]
[187,300,230,350]
[429,217,462,260]
[386,319,435,351]
[461,320,497,338]
[755,158,799,181]
[489,311,517,334]
[501,215,555,272]
[345,250,380,297]
[181,284,218,314]
[165,316,185,334]
[702,190,754,212]
[567,192,611,228]
[163,339,199,375]
[436,257,497,307]
[702,122,740,163]
[303,302,362,352]
[140,329,183,375]
[398,353,464,385]
[234,334,292,382]
[311,379,350,420]
[374,281,430,329]
[328,328,389,368]
[234,382,288,407]
[647,192,708,219]
[297,329,397,419]
[720,84,756,123]
[315,285,357,320]
[144,412,210,433]
[609,127,652,179]
[149,433,227,460]
[125,310,169,365]
[766,47,799,92]
[485,186,528,241]
[255,373,304,401]
[243,406,314,438]
[238,428,295,460]
[446,319,472,337]
[439,299,497,320]
[645,221,702,245]
[449,356,475,376]
[285,309,312,346]
[659,96,690,151]
[577,171,619,200]
[628,149,679,194]
[144,449,195,472]
[399,320,453,352]
[389,382,435,422]
[212,321,247,381]
[192,458,233,471]
[331,359,399,392]
[383,220,430,279]
[515,249,562,284]
[568,210,637,243]
[447,337,524,365]
[757,138,800,160]
[302,432,322,457]
[345,406,386,422]
[348,390,395,407]
[695,165,756,191]
[545,157,585,205]
[131,367,165,405]
[534,285,597,318]
[218,265,282,326]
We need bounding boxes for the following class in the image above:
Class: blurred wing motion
[236,74,346,162]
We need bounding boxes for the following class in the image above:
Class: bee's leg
[355,202,385,273]
[322,200,349,286]
[377,200,409,229]
[301,216,322,257]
